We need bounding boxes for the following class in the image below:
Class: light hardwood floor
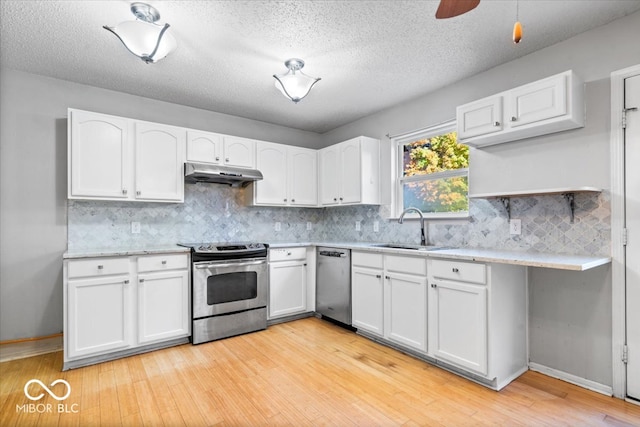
[1,317,639,426]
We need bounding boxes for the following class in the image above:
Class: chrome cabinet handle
[215,156,220,161]
[136,190,141,196]
[511,116,517,122]
[161,260,167,265]
[385,275,390,279]
[124,280,129,284]
[284,198,287,202]
[339,197,343,201]
[291,199,295,202]
[333,197,337,202]
[431,283,437,288]
[225,157,230,162]
[376,274,382,279]
[494,121,500,126]
[122,189,127,195]
[452,267,459,273]
[286,251,292,256]
[97,265,104,270]
[139,279,144,283]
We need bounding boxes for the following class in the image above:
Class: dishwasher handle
[318,250,348,257]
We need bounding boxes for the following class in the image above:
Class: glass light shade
[106,20,177,63]
[273,59,321,103]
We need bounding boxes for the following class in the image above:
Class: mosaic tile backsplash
[68,183,610,257]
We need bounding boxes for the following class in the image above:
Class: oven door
[192,258,267,319]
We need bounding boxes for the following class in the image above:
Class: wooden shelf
[469,187,602,223]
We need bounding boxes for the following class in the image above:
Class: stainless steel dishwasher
[316,247,352,325]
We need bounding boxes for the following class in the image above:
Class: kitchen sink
[373,243,450,252]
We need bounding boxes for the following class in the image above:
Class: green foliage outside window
[401,132,469,213]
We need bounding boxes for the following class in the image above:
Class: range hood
[184,162,263,187]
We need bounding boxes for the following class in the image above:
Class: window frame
[392,120,470,220]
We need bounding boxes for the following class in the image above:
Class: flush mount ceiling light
[103,2,177,64]
[273,58,321,103]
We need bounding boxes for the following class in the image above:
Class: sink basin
[373,243,449,252]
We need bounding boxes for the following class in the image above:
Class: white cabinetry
[252,142,317,207]
[186,130,255,168]
[66,257,133,359]
[319,136,380,206]
[137,254,190,344]
[268,247,314,320]
[427,258,527,390]
[351,252,427,353]
[64,252,190,369]
[457,70,584,147]
[135,122,185,202]
[68,110,130,199]
[68,109,186,202]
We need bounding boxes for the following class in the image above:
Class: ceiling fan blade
[435,0,481,19]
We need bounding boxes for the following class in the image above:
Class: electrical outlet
[355,221,361,231]
[275,221,281,232]
[306,221,312,231]
[131,221,141,234]
[373,221,379,233]
[510,219,522,235]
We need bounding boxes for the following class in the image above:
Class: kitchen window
[394,121,469,218]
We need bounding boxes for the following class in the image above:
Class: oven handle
[195,259,266,269]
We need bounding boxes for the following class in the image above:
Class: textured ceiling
[2,1,640,133]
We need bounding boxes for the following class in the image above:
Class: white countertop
[63,245,190,259]
[64,242,610,271]
[268,242,610,271]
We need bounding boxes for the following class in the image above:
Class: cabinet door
[255,141,288,205]
[319,146,340,205]
[507,73,567,127]
[429,279,488,375]
[456,96,503,139]
[386,272,427,352]
[135,122,185,202]
[69,110,130,199]
[223,136,255,168]
[352,266,384,336]
[340,139,361,204]
[67,276,132,359]
[137,270,190,344]
[186,130,223,164]
[269,261,307,318]
[289,147,318,206]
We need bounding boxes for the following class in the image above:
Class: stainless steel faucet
[398,207,427,246]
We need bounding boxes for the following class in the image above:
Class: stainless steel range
[178,242,268,344]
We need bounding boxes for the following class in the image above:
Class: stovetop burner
[178,242,268,261]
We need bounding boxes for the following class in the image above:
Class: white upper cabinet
[252,141,317,207]
[319,136,380,206]
[68,109,130,199]
[288,146,318,206]
[135,122,185,202]
[456,96,503,139]
[186,131,255,168]
[68,109,185,203]
[186,130,223,164]
[457,70,584,147]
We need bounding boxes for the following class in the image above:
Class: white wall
[0,68,324,341]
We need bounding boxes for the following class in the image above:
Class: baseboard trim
[0,335,63,363]
[528,362,613,396]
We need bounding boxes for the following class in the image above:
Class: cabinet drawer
[138,254,189,273]
[269,247,307,262]
[352,251,383,269]
[429,259,486,284]
[67,257,130,278]
[385,255,426,276]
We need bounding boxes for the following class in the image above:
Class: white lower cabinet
[268,247,314,320]
[67,273,133,359]
[64,252,190,369]
[427,258,527,390]
[137,270,190,344]
[352,252,427,353]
